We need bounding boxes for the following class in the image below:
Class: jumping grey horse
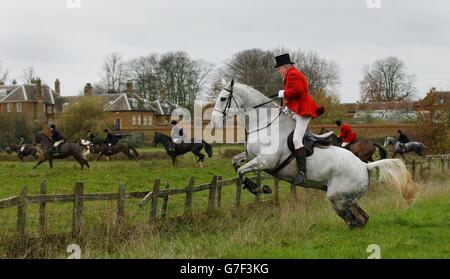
[210,79,418,229]
[384,136,426,159]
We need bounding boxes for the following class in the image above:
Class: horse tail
[366,159,418,202]
[374,143,387,159]
[130,145,140,160]
[202,141,213,158]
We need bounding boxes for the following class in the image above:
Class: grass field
[0,146,449,259]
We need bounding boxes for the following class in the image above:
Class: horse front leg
[97,152,103,161]
[33,157,47,169]
[236,155,272,195]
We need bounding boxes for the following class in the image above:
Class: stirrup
[294,171,307,186]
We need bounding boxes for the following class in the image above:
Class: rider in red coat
[275,53,323,187]
[336,120,357,148]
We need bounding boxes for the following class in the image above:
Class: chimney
[36,78,43,99]
[54,79,61,96]
[84,83,93,96]
[126,80,133,97]
[159,88,166,101]
[12,79,17,85]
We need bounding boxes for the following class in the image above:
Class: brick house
[61,81,188,140]
[0,79,63,129]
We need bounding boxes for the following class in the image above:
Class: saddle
[267,129,333,175]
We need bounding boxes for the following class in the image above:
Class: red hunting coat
[338,123,357,143]
[283,67,319,118]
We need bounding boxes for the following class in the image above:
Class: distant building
[0,78,63,128]
[61,81,189,140]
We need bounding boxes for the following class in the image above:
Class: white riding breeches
[342,142,350,147]
[293,114,311,149]
[173,138,183,144]
[54,140,64,147]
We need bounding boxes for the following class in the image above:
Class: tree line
[1,50,419,110]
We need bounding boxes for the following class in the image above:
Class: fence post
[419,161,424,180]
[39,181,47,235]
[72,182,84,238]
[117,184,125,224]
[255,172,262,204]
[412,159,416,180]
[217,176,223,208]
[161,182,170,218]
[290,182,298,201]
[150,179,160,223]
[17,186,27,237]
[441,158,445,173]
[207,175,218,212]
[184,177,195,215]
[273,178,280,206]
[235,179,242,208]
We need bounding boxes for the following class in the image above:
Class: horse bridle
[213,79,283,135]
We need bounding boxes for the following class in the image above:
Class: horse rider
[397,130,410,153]
[169,120,186,152]
[336,120,357,149]
[18,135,26,154]
[86,130,96,142]
[275,53,323,186]
[50,124,65,155]
[104,129,119,154]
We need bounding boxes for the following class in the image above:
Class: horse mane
[235,82,272,102]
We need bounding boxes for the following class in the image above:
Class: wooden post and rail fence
[1,155,449,239]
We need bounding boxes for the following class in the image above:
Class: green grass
[0,146,449,259]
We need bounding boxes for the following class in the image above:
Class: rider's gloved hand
[278,90,284,98]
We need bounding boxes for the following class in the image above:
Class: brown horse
[320,128,387,162]
[34,132,90,169]
[5,144,39,161]
[92,142,139,161]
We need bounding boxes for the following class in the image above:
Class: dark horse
[153,132,213,166]
[92,141,139,161]
[34,132,90,169]
[320,128,387,163]
[5,144,39,161]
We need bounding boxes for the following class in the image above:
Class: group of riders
[11,53,413,177]
[16,125,121,157]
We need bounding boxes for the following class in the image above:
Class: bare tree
[124,54,160,100]
[157,51,213,110]
[101,52,125,93]
[289,50,340,95]
[224,48,281,96]
[20,66,36,84]
[360,56,416,102]
[0,61,9,83]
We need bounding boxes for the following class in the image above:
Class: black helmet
[397,130,402,133]
[335,120,342,126]
[171,120,178,125]
[104,129,109,133]
[50,124,56,129]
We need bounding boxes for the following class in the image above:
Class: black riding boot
[294,147,307,186]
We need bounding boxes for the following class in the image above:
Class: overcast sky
[1,0,450,102]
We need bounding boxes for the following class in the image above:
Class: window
[132,116,136,125]
[16,103,22,112]
[137,116,141,126]
[148,116,153,126]
[114,119,121,131]
[143,116,148,126]
[7,103,12,112]
[47,105,53,114]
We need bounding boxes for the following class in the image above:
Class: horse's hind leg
[328,194,365,229]
[33,158,47,169]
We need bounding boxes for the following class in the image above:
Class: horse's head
[153,132,162,146]
[384,136,395,147]
[211,78,242,129]
[5,146,12,154]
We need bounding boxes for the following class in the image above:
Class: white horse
[384,136,426,159]
[211,80,418,229]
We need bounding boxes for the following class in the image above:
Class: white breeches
[293,114,311,149]
[173,138,183,144]
[54,140,64,147]
[342,142,350,147]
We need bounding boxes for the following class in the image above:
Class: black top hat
[274,53,294,68]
